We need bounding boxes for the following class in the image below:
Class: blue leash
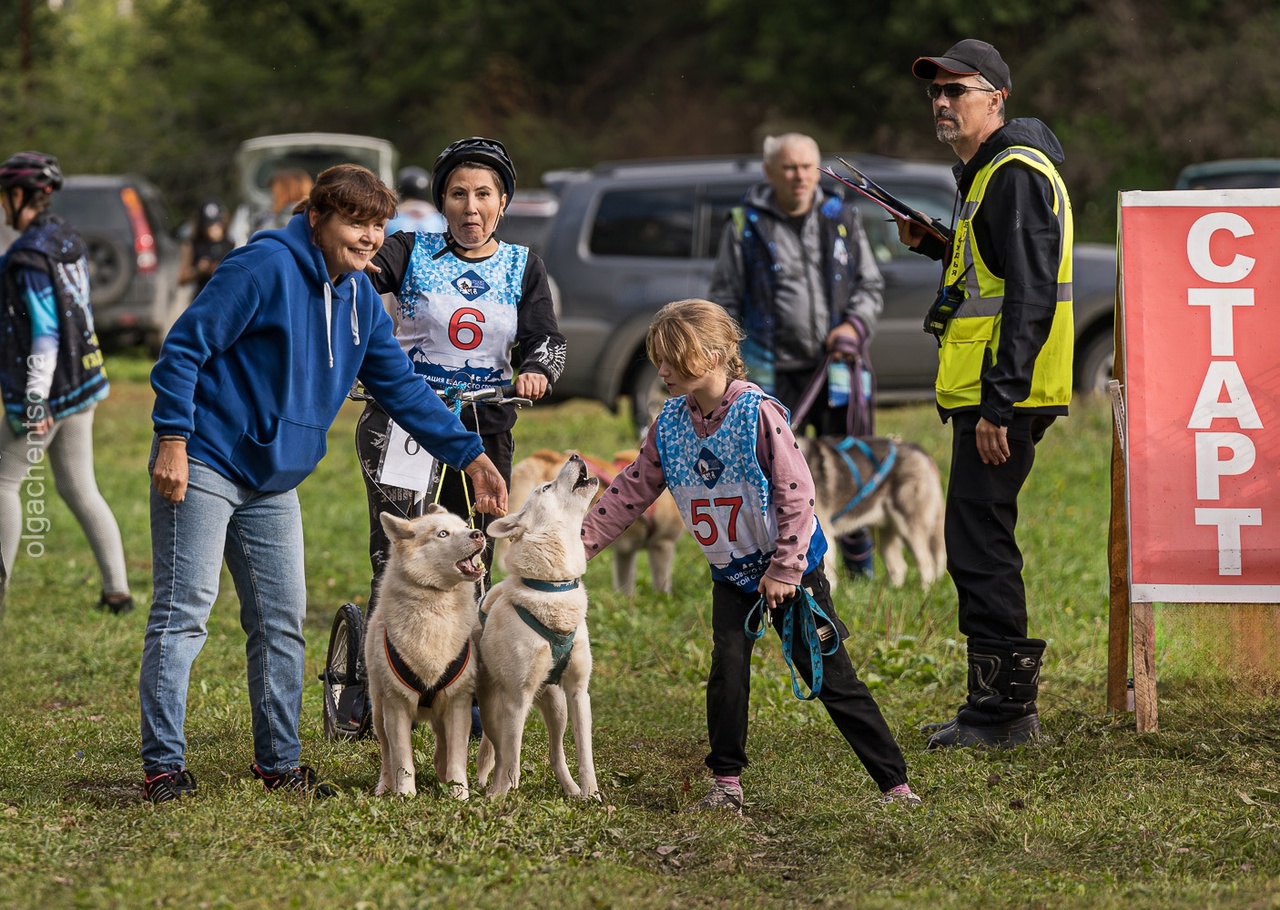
[744,587,840,700]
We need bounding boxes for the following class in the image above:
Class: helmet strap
[438,232,499,260]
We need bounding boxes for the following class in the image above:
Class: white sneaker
[881,783,922,807]
[689,781,743,814]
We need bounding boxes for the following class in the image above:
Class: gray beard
[935,120,960,144]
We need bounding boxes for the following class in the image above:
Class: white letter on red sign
[1187,287,1253,356]
[1194,508,1263,575]
[1188,361,1262,429]
[1186,212,1255,283]
[1194,432,1256,499]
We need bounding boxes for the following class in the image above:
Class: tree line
[2,0,1277,241]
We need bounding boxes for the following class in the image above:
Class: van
[229,133,399,245]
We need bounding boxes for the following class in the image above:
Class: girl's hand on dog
[465,453,509,516]
[153,437,190,503]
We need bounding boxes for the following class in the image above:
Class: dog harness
[830,437,897,520]
[515,577,579,686]
[383,630,471,709]
[476,578,579,686]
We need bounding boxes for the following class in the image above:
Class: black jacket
[916,118,1069,424]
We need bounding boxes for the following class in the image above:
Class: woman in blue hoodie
[140,164,507,803]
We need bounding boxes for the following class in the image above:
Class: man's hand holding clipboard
[820,157,953,245]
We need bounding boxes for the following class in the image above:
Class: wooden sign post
[1111,189,1280,732]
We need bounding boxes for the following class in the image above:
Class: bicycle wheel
[320,602,371,740]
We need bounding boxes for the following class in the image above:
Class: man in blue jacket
[140,164,507,803]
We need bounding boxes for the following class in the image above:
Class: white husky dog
[475,454,600,798]
[364,505,485,798]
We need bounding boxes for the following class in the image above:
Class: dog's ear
[380,512,417,540]
[486,513,524,540]
[424,503,447,516]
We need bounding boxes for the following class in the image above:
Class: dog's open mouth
[457,549,485,581]
[570,456,599,493]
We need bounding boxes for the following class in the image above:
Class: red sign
[1120,190,1280,603]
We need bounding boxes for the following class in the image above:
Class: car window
[698,183,752,259]
[589,187,696,258]
[1180,172,1280,190]
[250,150,384,194]
[51,187,131,234]
[136,183,174,237]
[861,183,955,263]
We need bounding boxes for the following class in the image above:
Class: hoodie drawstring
[349,278,360,347]
[323,283,334,368]
[324,279,362,369]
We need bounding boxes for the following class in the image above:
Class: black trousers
[945,411,1055,644]
[773,367,875,570]
[355,400,513,616]
[705,567,909,792]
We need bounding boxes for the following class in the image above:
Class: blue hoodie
[151,212,484,492]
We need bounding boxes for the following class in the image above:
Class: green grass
[2,353,1279,909]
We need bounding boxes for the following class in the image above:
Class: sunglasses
[926,82,1000,100]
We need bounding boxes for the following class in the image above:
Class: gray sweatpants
[0,406,130,597]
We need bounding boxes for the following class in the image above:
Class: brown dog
[500,449,683,596]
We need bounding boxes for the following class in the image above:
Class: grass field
[1,353,1277,910]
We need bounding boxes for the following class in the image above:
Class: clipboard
[821,156,953,244]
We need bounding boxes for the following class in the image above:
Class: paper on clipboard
[379,419,439,493]
[821,157,953,244]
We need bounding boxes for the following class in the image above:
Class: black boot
[919,704,964,734]
[926,638,1046,749]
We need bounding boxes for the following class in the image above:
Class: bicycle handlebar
[348,380,546,410]
[440,383,545,410]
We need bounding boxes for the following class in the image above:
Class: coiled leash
[744,587,840,700]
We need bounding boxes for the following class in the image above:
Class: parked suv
[1174,158,1280,190]
[537,154,1117,430]
[49,174,181,352]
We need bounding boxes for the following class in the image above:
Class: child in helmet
[0,151,133,616]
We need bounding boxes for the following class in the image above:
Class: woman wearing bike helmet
[0,150,133,617]
[357,137,566,616]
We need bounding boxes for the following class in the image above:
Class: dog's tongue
[458,553,485,578]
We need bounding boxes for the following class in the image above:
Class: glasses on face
[926,82,999,101]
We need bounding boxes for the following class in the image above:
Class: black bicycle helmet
[396,165,432,202]
[430,137,516,211]
[0,151,63,192]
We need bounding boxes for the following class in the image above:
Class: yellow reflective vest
[937,145,1074,413]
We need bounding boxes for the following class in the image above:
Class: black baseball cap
[912,39,1012,94]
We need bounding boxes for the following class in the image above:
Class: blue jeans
[140,456,308,775]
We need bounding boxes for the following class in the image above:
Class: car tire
[1076,327,1114,396]
[81,232,131,306]
[628,360,667,437]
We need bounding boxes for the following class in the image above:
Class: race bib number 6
[449,307,486,351]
